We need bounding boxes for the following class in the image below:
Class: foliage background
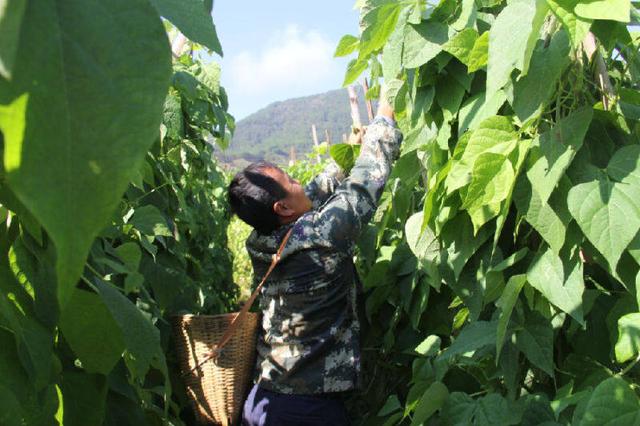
[0,2,237,424]
[333,0,640,425]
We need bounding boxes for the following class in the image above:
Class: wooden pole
[171,33,188,58]
[311,124,321,163]
[362,78,374,123]
[289,146,296,167]
[347,86,362,129]
[342,133,348,143]
[325,129,331,146]
[582,32,614,111]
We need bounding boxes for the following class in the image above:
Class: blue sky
[210,1,360,120]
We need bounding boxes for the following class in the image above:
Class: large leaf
[568,179,640,270]
[59,371,107,426]
[486,0,540,97]
[457,90,507,134]
[462,153,514,210]
[513,30,571,123]
[443,28,479,65]
[410,381,449,426]
[514,176,572,254]
[467,31,489,73]
[515,310,554,376]
[615,313,640,363]
[496,274,526,359]
[406,212,439,262]
[330,143,361,173]
[130,205,172,238]
[95,280,163,380]
[447,116,518,193]
[59,289,125,375]
[0,0,26,79]
[359,3,403,58]
[546,0,592,48]
[439,320,498,361]
[0,0,172,306]
[148,0,222,55]
[580,377,640,425]
[402,21,450,69]
[526,107,593,204]
[334,34,360,57]
[574,0,631,23]
[527,247,585,324]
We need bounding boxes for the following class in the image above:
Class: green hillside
[218,86,371,167]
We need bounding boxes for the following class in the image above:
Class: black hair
[227,161,287,234]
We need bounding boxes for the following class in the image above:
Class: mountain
[217,86,371,169]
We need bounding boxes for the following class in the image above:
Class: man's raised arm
[312,97,402,248]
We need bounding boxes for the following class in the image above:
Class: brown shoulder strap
[195,228,293,368]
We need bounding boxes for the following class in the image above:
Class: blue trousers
[241,383,350,426]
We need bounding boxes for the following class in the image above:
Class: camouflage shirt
[246,117,402,395]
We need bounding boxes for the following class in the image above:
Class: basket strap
[212,227,293,357]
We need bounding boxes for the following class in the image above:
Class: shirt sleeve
[311,116,403,248]
[304,161,347,210]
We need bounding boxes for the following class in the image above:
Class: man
[228,98,401,425]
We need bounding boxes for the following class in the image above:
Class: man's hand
[377,84,396,121]
[348,126,366,145]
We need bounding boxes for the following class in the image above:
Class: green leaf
[467,31,489,72]
[514,176,572,254]
[439,320,498,361]
[443,28,479,65]
[359,3,403,58]
[513,30,571,123]
[458,90,507,134]
[406,212,440,261]
[59,371,107,426]
[608,145,640,187]
[343,57,369,86]
[416,335,442,356]
[515,310,555,376]
[574,0,631,23]
[447,116,517,193]
[568,179,640,270]
[0,0,171,306]
[439,213,492,280]
[95,280,163,380]
[546,0,593,48]
[130,205,172,237]
[527,247,584,324]
[330,143,361,172]
[0,0,26,79]
[148,0,223,55]
[334,34,360,57]
[526,107,593,204]
[410,381,449,426]
[115,243,142,271]
[475,393,513,426]
[580,377,640,425]
[378,395,402,417]
[59,289,125,375]
[163,91,184,140]
[615,313,640,363]
[402,21,450,69]
[462,153,515,210]
[496,274,526,359]
[0,385,22,426]
[487,0,540,97]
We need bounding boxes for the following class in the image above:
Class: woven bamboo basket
[172,313,258,425]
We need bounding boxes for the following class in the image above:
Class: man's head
[228,161,312,234]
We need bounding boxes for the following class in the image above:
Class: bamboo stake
[347,86,362,129]
[325,129,331,146]
[582,32,615,111]
[311,124,321,163]
[362,78,375,123]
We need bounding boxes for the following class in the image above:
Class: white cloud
[223,25,346,117]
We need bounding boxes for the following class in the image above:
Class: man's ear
[273,200,294,218]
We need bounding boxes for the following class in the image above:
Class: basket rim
[170,312,259,320]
